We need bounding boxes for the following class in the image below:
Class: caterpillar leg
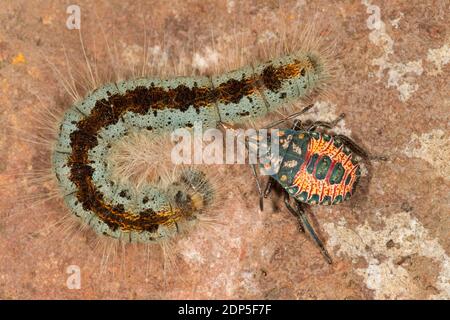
[284,195,333,264]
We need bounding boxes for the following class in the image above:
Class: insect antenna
[265,104,314,129]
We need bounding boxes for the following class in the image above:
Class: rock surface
[0,0,448,299]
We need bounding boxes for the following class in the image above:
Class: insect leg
[265,104,314,129]
[283,193,305,233]
[263,176,275,198]
[292,119,303,131]
[250,162,264,211]
[244,135,265,211]
[308,121,332,131]
[220,122,266,210]
[294,200,333,264]
[333,134,369,158]
[308,113,345,131]
[333,134,387,161]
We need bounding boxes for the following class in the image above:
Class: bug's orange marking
[291,135,359,203]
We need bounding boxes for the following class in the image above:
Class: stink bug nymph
[248,105,386,264]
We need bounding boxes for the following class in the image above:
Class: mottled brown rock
[0,0,448,299]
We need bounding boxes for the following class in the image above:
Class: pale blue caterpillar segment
[135,186,170,212]
[212,65,269,123]
[96,120,129,145]
[297,53,323,95]
[255,53,320,111]
[111,184,137,210]
[88,215,122,239]
[63,192,94,223]
[53,152,77,194]
[129,224,177,243]
[153,224,178,240]
[254,55,302,111]
[121,110,167,132]
[116,77,182,131]
[89,144,136,212]
[117,76,220,131]
[76,83,119,115]
[116,78,153,95]
[54,108,84,153]
[160,76,219,129]
[89,156,116,201]
[60,161,117,237]
[88,141,109,162]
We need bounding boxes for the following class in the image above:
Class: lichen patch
[323,211,450,299]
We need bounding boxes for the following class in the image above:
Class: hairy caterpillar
[54,51,327,243]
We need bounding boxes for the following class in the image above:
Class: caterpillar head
[166,169,215,219]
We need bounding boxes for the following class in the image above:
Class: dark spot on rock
[401,202,413,212]
[386,239,395,248]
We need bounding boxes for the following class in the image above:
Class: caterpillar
[53,51,327,243]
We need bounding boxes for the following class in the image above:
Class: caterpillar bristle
[107,130,174,187]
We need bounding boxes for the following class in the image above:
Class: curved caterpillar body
[53,51,326,242]
[264,129,361,206]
